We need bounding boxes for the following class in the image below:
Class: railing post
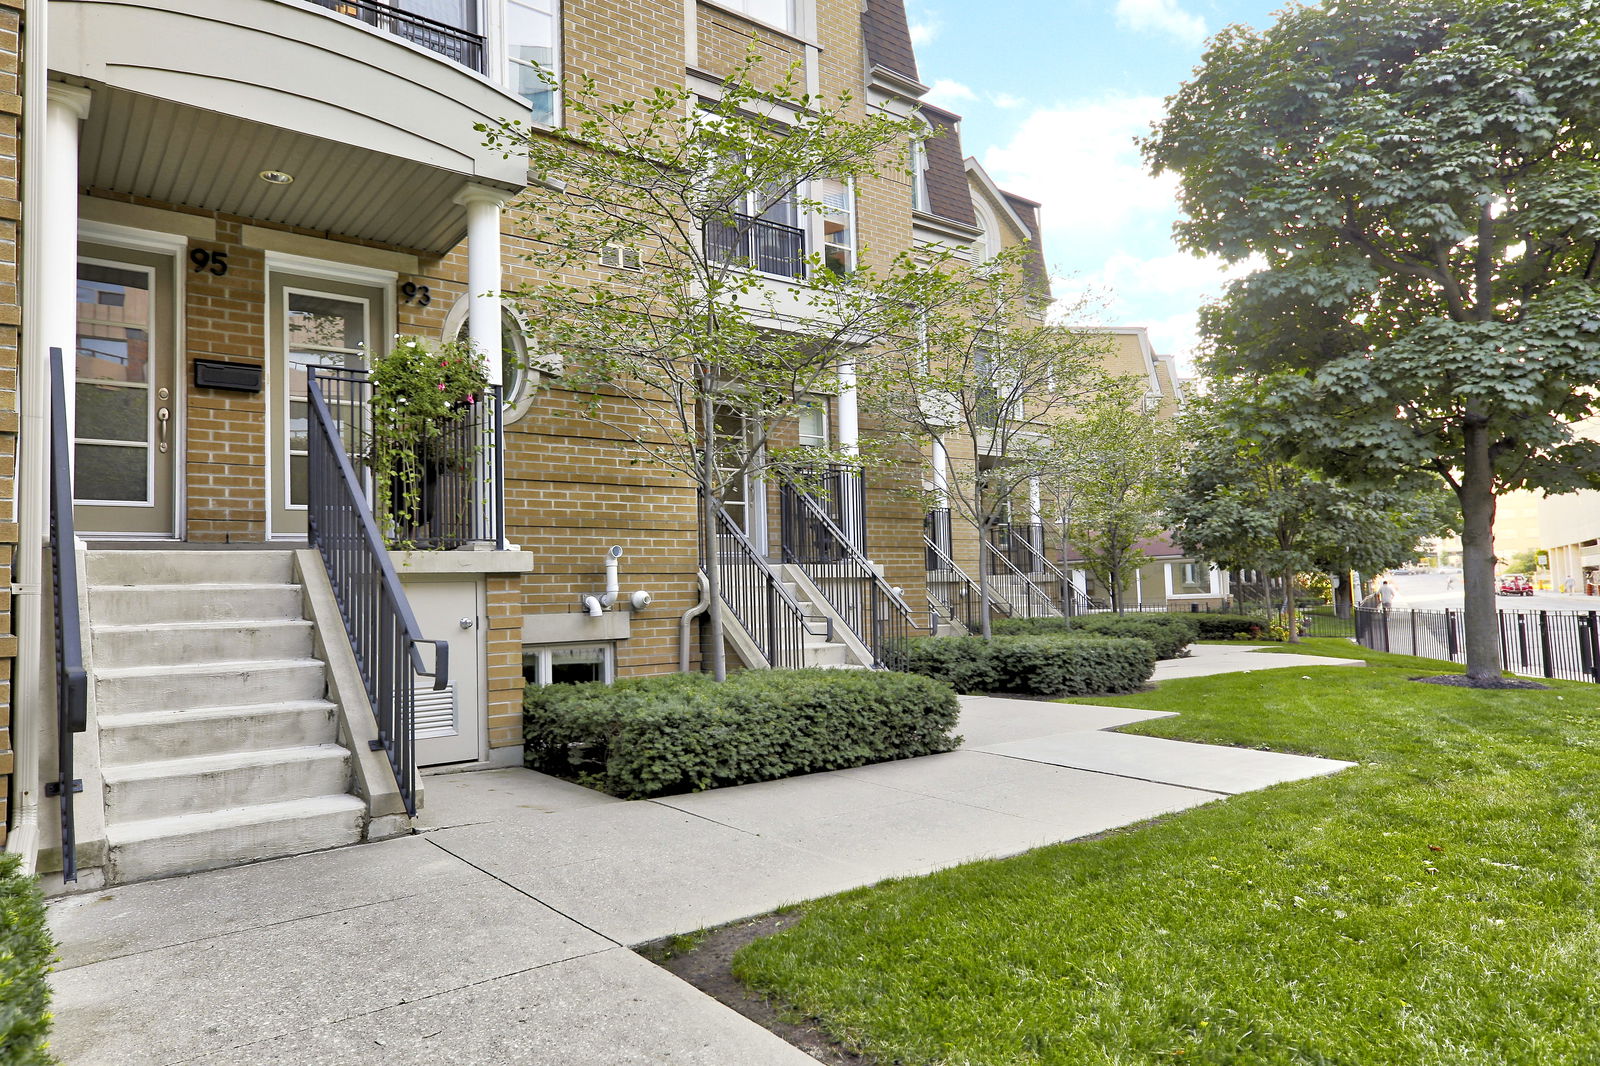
[1445,608,1457,658]
[1539,610,1554,679]
[1409,609,1418,656]
[1587,612,1600,684]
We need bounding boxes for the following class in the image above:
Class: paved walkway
[46,644,1359,1065]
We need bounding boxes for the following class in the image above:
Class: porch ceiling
[80,88,488,254]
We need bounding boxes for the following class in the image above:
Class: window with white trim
[506,0,559,127]
[523,643,615,686]
[815,177,856,275]
[911,122,932,213]
[717,0,794,32]
[797,400,827,448]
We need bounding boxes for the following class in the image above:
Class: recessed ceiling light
[258,170,295,185]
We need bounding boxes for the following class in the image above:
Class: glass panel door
[269,275,385,537]
[74,248,176,536]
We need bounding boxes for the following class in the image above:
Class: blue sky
[908,0,1284,372]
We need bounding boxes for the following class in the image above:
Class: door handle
[157,408,170,453]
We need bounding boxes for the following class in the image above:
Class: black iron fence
[989,522,1044,574]
[306,370,450,815]
[47,348,87,882]
[308,0,487,71]
[984,542,1063,620]
[1355,605,1600,683]
[714,503,818,669]
[923,522,984,632]
[782,465,866,561]
[779,472,919,668]
[705,213,806,279]
[313,367,503,549]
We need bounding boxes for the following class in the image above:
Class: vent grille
[414,682,458,739]
[599,244,641,270]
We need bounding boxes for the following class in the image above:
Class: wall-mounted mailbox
[194,359,264,393]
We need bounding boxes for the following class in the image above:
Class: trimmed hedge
[900,635,1157,696]
[524,669,960,799]
[0,852,54,1066]
[989,615,1195,660]
[1185,613,1273,640]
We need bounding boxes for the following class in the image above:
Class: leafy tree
[856,250,1111,637]
[1037,388,1182,614]
[1144,0,1600,683]
[1171,399,1455,641]
[482,59,925,678]
[1503,548,1541,575]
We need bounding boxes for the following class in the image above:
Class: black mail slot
[194,359,264,393]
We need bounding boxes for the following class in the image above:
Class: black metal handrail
[308,0,487,72]
[984,539,1064,620]
[778,471,919,668]
[705,212,806,279]
[315,367,504,549]
[714,504,820,669]
[989,521,1046,574]
[781,465,866,561]
[1356,605,1600,683]
[306,369,448,815]
[47,348,87,882]
[923,520,986,632]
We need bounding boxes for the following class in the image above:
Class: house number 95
[400,282,432,306]
[189,248,228,276]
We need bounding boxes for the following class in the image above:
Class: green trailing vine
[368,335,488,549]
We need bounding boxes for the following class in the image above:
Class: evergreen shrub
[524,669,960,799]
[0,851,54,1066]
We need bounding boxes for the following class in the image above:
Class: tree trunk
[1459,422,1501,685]
[1332,571,1353,620]
[699,394,728,681]
[1282,565,1301,644]
[977,515,995,640]
[1060,529,1075,619]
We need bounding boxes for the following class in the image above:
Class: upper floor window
[797,401,827,448]
[506,0,559,126]
[815,177,855,275]
[911,123,932,213]
[718,0,794,32]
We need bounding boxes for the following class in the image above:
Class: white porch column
[837,356,861,547]
[44,86,92,445]
[454,185,505,386]
[1028,477,1041,524]
[930,437,948,506]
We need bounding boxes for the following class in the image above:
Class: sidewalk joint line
[421,835,624,948]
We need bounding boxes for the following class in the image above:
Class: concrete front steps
[779,581,867,669]
[86,550,367,885]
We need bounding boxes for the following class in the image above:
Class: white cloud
[909,18,940,46]
[990,92,1026,110]
[1114,0,1206,46]
[983,95,1174,242]
[925,79,977,107]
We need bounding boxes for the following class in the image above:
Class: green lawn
[732,640,1600,1065]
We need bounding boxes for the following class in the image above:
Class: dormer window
[911,121,932,213]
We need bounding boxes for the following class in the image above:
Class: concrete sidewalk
[46,651,1357,1065]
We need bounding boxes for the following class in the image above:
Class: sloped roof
[918,103,977,227]
[861,0,920,82]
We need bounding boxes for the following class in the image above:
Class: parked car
[1497,574,1534,596]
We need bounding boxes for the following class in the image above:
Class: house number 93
[399,282,432,306]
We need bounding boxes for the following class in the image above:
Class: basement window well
[523,643,615,687]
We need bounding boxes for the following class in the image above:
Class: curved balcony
[51,0,529,252]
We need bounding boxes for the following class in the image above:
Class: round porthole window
[446,302,541,423]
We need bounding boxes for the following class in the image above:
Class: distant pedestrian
[1378,581,1396,613]
[1445,576,1455,591]
[1564,577,1576,595]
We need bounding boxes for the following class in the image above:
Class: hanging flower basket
[368,335,488,548]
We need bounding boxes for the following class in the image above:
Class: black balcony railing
[923,508,953,572]
[778,471,919,668]
[714,503,822,669]
[307,369,450,815]
[989,521,1046,574]
[309,0,487,72]
[705,213,806,279]
[312,367,504,549]
[47,348,87,883]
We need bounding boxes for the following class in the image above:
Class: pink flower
[437,382,446,390]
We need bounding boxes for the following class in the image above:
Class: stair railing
[984,542,1065,620]
[1003,525,1099,615]
[306,368,447,816]
[713,503,821,669]
[778,472,921,668]
[47,348,87,882]
[922,527,985,632]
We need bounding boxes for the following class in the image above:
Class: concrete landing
[1154,642,1364,680]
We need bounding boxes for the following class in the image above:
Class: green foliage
[734,642,1600,1064]
[0,852,55,1066]
[1145,0,1600,678]
[523,669,959,799]
[899,634,1157,696]
[1186,612,1271,640]
[1503,549,1541,575]
[367,335,487,548]
[989,615,1196,661]
[1037,389,1183,612]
